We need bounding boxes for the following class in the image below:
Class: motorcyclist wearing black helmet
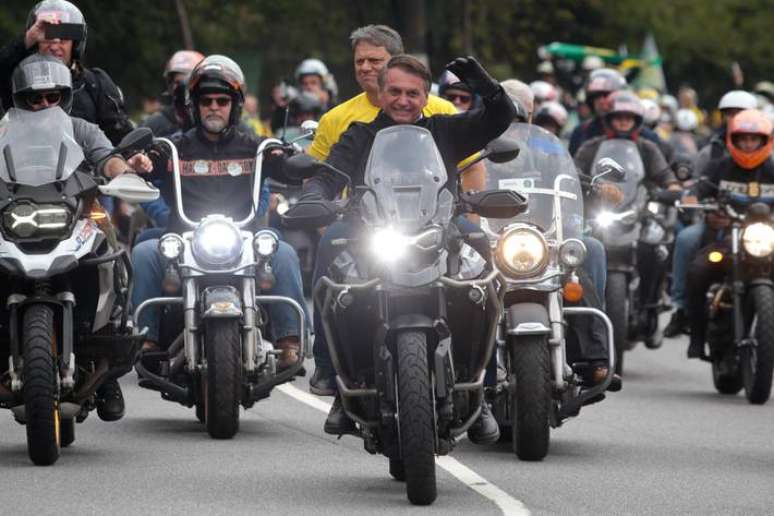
[131,55,308,372]
[0,0,133,145]
[5,53,151,422]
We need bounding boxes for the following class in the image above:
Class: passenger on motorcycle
[0,0,133,145]
[131,55,307,371]
[7,53,151,421]
[680,110,774,358]
[534,101,569,137]
[303,54,515,441]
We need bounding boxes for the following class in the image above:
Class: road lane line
[278,384,530,516]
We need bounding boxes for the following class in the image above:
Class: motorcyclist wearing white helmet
[533,100,568,137]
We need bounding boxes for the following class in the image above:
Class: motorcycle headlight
[742,222,774,258]
[595,210,637,228]
[158,234,184,260]
[2,202,72,239]
[496,226,548,278]
[254,229,279,258]
[371,227,410,262]
[559,238,587,269]
[595,211,616,228]
[191,218,243,268]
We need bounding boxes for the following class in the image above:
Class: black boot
[96,379,125,422]
[310,365,337,396]
[664,309,689,338]
[324,396,355,435]
[467,401,500,445]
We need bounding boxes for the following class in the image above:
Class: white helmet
[640,99,661,127]
[582,55,605,71]
[534,101,568,128]
[718,90,757,111]
[529,80,558,103]
[295,58,329,81]
[675,109,698,131]
[659,94,678,115]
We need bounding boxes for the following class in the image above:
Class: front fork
[730,226,746,347]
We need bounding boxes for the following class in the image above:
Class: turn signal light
[708,251,724,263]
[563,281,584,302]
[89,209,108,221]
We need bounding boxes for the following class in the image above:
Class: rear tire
[203,319,242,439]
[743,287,774,404]
[606,272,629,375]
[509,335,551,461]
[712,357,743,395]
[22,304,61,465]
[396,330,436,506]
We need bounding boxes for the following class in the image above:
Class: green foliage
[2,0,772,116]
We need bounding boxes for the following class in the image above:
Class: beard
[202,114,228,134]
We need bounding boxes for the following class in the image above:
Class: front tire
[22,304,61,465]
[743,287,774,404]
[606,272,629,375]
[203,319,242,439]
[396,330,436,506]
[509,335,551,461]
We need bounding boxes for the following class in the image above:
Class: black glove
[445,56,500,99]
[298,191,324,203]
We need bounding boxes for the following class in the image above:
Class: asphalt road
[1,330,773,515]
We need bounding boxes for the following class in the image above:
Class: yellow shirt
[308,92,458,161]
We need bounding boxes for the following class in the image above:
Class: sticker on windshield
[498,178,535,195]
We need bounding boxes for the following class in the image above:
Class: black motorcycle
[678,194,774,403]
[0,108,158,464]
[282,125,524,505]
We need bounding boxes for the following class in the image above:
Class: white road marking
[278,383,531,516]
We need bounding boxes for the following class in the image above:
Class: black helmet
[187,55,246,128]
[26,0,87,61]
[12,53,73,112]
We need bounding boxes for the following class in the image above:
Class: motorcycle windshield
[361,125,451,230]
[483,123,583,241]
[591,139,645,209]
[0,107,84,186]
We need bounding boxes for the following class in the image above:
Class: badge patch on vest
[193,160,209,175]
[227,162,243,176]
[749,182,760,197]
[178,158,254,177]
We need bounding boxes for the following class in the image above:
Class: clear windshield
[482,123,583,241]
[591,139,645,209]
[0,107,84,186]
[361,125,452,230]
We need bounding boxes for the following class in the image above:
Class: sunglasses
[26,91,62,106]
[444,93,473,104]
[198,96,232,107]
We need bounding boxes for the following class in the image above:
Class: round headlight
[158,234,184,260]
[254,229,279,258]
[496,226,548,278]
[191,218,243,268]
[559,238,587,268]
[595,211,615,228]
[742,222,774,258]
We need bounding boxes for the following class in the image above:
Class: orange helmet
[726,109,774,170]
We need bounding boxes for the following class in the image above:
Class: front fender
[201,286,243,318]
[505,302,551,336]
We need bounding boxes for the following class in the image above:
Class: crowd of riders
[2,0,774,456]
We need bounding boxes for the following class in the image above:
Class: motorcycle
[133,132,308,439]
[282,125,525,505]
[0,107,159,465]
[481,123,617,460]
[589,138,669,373]
[678,193,774,403]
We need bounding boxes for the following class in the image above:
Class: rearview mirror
[462,189,528,219]
[116,127,153,158]
[593,158,625,184]
[281,198,338,229]
[485,137,521,164]
[98,173,159,203]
